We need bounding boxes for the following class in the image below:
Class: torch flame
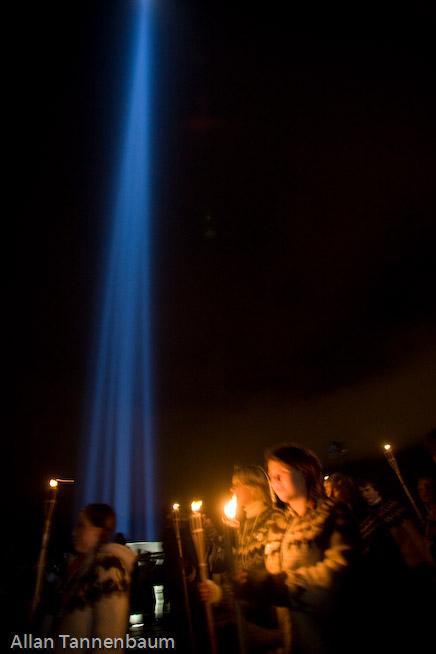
[49,479,58,488]
[191,500,202,513]
[172,503,180,510]
[384,444,391,451]
[224,495,237,520]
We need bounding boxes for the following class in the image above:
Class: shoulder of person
[323,499,361,540]
[267,507,289,532]
[97,542,137,574]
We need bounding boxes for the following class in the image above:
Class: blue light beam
[79,1,157,540]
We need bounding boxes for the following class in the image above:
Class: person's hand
[198,579,223,603]
[198,580,213,603]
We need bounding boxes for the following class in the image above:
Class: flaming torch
[383,444,425,526]
[224,495,238,522]
[222,495,247,654]
[172,504,195,653]
[223,496,239,572]
[30,478,74,622]
[189,501,217,654]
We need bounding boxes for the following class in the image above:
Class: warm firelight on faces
[230,477,254,508]
[268,460,306,504]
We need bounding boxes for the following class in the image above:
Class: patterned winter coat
[263,498,360,654]
[236,501,287,573]
[55,542,137,653]
[359,498,435,571]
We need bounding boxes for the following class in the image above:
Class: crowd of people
[162,435,436,654]
[8,430,435,654]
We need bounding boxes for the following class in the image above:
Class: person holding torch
[236,444,361,654]
[199,465,287,653]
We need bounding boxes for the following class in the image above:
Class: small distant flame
[191,500,202,513]
[172,503,180,511]
[224,495,237,520]
[384,444,391,451]
[49,479,58,488]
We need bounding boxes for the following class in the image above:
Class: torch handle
[385,450,425,527]
[29,489,57,622]
[395,470,425,527]
[172,511,196,653]
[189,513,218,654]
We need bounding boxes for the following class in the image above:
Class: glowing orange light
[172,503,180,511]
[224,495,237,520]
[49,479,58,488]
[384,444,391,451]
[191,501,202,513]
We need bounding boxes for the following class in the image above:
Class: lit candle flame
[49,479,58,488]
[384,444,391,451]
[191,500,202,513]
[224,495,237,520]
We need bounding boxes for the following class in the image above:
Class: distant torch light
[382,442,425,527]
[49,478,74,487]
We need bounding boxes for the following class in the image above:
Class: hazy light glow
[224,495,237,520]
[191,501,203,513]
[79,1,157,540]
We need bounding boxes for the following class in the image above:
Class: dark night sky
[8,2,436,545]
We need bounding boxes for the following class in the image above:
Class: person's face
[332,485,350,504]
[72,511,103,554]
[268,460,306,504]
[230,477,255,508]
[417,479,435,505]
[324,480,333,498]
[359,484,380,506]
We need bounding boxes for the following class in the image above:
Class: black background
[7,2,436,554]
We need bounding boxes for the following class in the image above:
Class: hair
[81,503,116,545]
[355,474,381,493]
[330,472,355,496]
[264,443,324,504]
[233,465,272,505]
